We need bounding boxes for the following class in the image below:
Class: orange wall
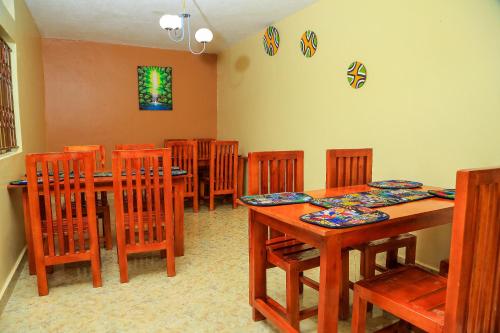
[42,39,217,166]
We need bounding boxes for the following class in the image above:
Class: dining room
[0,0,499,332]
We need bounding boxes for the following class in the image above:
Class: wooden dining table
[8,172,187,277]
[242,185,454,333]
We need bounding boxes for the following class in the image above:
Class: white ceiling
[25,0,316,53]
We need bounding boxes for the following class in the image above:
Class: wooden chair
[165,140,199,212]
[247,151,350,329]
[196,138,213,162]
[200,140,238,210]
[64,145,112,250]
[112,148,175,283]
[26,152,102,296]
[351,167,500,333]
[326,149,417,307]
[115,143,155,150]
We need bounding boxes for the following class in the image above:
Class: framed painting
[137,66,173,111]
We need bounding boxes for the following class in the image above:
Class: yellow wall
[217,0,500,269]
[0,0,46,294]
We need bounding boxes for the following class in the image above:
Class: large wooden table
[8,173,187,276]
[243,185,454,333]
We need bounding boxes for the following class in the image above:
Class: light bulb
[195,28,213,43]
[159,15,182,30]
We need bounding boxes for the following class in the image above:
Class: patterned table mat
[311,189,433,209]
[239,192,313,206]
[300,206,390,229]
[368,180,423,189]
[428,189,455,200]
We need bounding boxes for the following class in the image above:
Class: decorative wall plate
[263,26,280,56]
[300,30,318,57]
[347,61,367,88]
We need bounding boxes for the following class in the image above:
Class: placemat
[428,189,455,200]
[368,180,423,189]
[311,189,432,209]
[11,169,187,185]
[300,206,389,229]
[239,192,313,206]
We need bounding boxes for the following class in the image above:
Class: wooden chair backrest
[197,138,214,160]
[326,148,372,188]
[209,140,238,193]
[444,167,500,332]
[64,145,105,171]
[163,139,187,147]
[112,148,173,246]
[165,140,198,196]
[115,143,155,150]
[247,151,304,195]
[26,152,98,257]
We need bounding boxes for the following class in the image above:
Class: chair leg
[298,271,304,294]
[405,238,417,265]
[351,289,368,333]
[386,248,399,269]
[118,247,129,283]
[286,268,300,330]
[36,263,49,296]
[90,251,102,288]
[103,207,113,250]
[340,249,350,320]
[209,192,215,211]
[193,192,199,213]
[363,248,376,313]
[166,223,176,277]
[232,191,237,209]
[360,249,366,277]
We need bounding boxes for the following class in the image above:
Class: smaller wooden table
[241,185,454,333]
[8,173,187,276]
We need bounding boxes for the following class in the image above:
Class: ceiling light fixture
[159,0,213,55]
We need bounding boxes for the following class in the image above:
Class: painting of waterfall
[137,66,173,110]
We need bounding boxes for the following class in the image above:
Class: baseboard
[0,247,26,315]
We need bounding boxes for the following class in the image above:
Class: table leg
[249,211,266,321]
[173,181,185,257]
[22,190,36,275]
[318,238,342,333]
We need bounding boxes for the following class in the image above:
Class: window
[0,37,17,154]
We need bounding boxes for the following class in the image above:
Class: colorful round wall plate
[300,206,389,229]
[428,189,455,200]
[347,61,367,88]
[263,26,280,56]
[300,30,318,57]
[368,180,423,189]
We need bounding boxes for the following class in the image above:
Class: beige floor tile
[0,203,396,332]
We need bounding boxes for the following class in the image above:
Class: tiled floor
[0,203,396,332]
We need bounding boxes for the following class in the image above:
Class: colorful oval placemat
[240,192,313,206]
[300,206,389,229]
[368,180,423,189]
[311,189,432,209]
[428,189,455,200]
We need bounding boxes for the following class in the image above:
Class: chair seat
[266,236,320,271]
[355,266,446,332]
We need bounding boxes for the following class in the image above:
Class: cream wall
[0,0,46,296]
[217,0,500,269]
